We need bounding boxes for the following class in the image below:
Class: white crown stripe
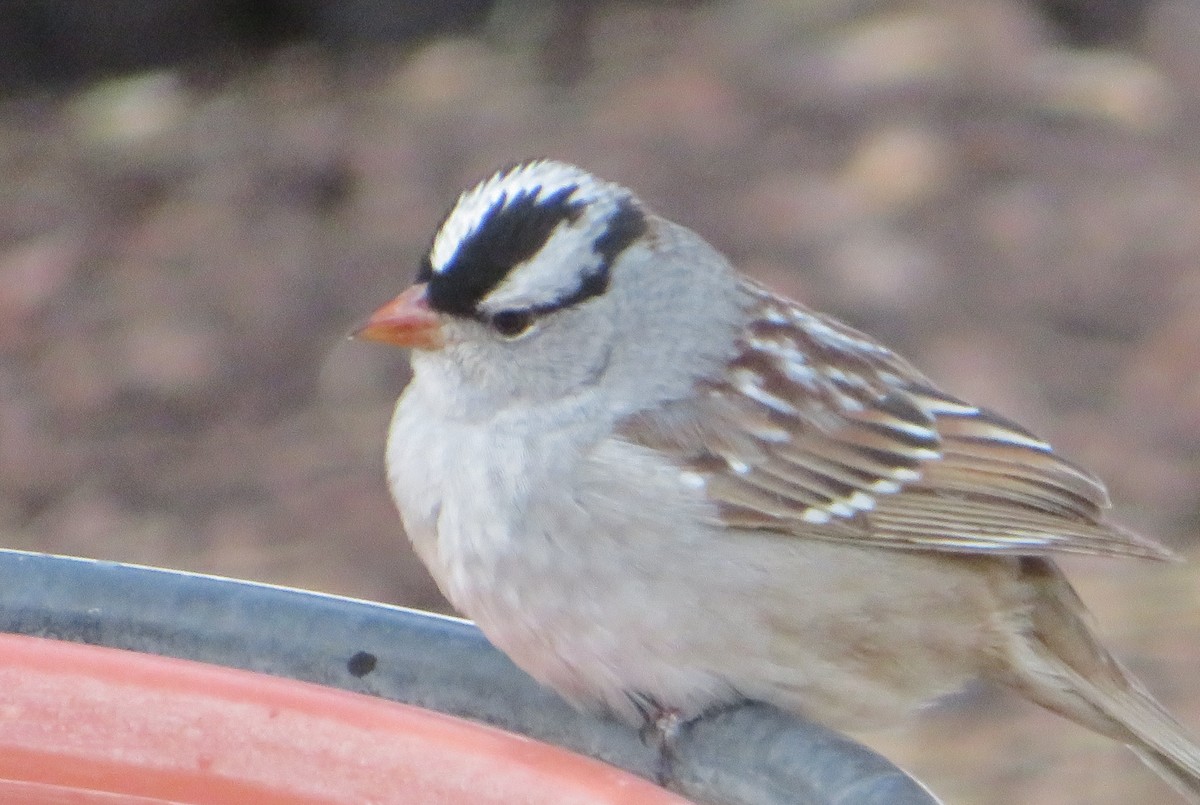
[430,161,609,274]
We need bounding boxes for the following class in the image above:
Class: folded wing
[617,281,1172,561]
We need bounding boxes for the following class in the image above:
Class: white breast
[386,365,749,721]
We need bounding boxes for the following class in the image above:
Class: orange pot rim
[0,631,689,804]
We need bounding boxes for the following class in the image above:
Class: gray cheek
[507,313,618,400]
[562,332,615,390]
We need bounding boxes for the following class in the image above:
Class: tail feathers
[1006,558,1200,802]
[1135,747,1200,805]
[1058,657,1200,803]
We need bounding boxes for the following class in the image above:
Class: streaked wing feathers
[617,282,1173,561]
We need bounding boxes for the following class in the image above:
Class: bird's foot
[632,696,685,786]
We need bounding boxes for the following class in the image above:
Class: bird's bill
[354,284,444,349]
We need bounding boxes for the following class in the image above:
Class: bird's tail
[999,558,1200,803]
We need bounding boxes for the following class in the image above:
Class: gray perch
[0,548,938,805]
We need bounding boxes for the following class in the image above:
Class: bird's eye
[489,309,535,339]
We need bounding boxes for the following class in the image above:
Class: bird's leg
[630,694,685,786]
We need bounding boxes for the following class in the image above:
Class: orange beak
[353,284,444,349]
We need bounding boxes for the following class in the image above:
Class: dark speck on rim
[347,650,378,678]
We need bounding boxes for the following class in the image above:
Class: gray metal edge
[0,548,939,805]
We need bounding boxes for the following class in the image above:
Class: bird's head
[357,160,744,412]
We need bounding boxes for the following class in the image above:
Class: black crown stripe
[426,185,584,316]
[421,185,647,320]
[537,196,647,313]
[592,196,646,272]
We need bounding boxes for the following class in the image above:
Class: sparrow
[356,159,1200,800]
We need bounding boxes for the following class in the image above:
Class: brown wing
[617,281,1173,561]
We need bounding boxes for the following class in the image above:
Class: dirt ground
[2,1,1199,803]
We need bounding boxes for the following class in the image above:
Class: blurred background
[1,0,1198,802]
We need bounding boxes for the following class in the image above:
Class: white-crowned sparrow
[357,160,1200,800]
